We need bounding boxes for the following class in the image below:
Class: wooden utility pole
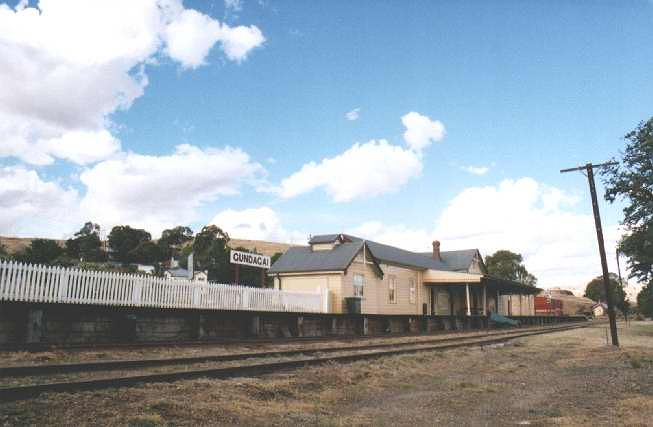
[560,162,619,346]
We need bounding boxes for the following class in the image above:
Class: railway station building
[269,234,537,317]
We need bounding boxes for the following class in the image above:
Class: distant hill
[0,236,65,254]
[0,236,300,258]
[227,239,302,257]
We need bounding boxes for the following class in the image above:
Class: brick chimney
[432,240,441,260]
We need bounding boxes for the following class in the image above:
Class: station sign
[230,250,271,269]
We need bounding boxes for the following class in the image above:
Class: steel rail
[0,324,588,402]
[0,334,361,353]
[0,323,586,378]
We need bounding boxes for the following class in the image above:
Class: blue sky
[1,0,651,293]
[122,0,651,225]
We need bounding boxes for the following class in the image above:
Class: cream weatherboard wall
[497,294,535,316]
[342,248,427,315]
[274,273,343,314]
[273,247,432,315]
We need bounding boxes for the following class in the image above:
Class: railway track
[0,333,368,353]
[0,323,589,402]
[0,323,585,377]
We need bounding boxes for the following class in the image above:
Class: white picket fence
[0,260,328,313]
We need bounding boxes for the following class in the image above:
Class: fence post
[280,292,287,312]
[242,286,250,310]
[132,276,142,306]
[58,268,69,302]
[192,285,201,307]
[0,260,9,298]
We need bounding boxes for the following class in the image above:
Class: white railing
[0,260,327,313]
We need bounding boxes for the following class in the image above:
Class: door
[436,289,451,315]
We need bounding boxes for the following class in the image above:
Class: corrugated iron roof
[166,268,190,278]
[269,240,364,274]
[419,249,480,272]
[307,234,341,244]
[269,234,481,274]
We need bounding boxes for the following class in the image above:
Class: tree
[160,226,193,247]
[19,239,63,265]
[0,244,10,260]
[108,225,152,264]
[637,282,653,318]
[192,225,231,282]
[66,222,105,262]
[266,252,283,287]
[134,240,164,265]
[584,273,628,315]
[602,117,653,284]
[485,250,537,286]
[158,226,193,261]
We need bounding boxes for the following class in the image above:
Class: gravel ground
[0,323,573,367]
[0,333,532,387]
[0,321,650,426]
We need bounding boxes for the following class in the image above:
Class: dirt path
[1,321,651,426]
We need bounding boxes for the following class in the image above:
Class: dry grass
[0,236,65,254]
[228,238,301,257]
[1,322,652,426]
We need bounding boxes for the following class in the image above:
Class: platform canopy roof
[481,276,541,294]
[422,271,540,294]
[422,269,483,283]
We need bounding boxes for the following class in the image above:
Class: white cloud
[210,206,304,243]
[79,144,263,236]
[461,165,490,176]
[38,129,122,165]
[224,0,243,13]
[345,108,360,121]
[352,221,432,253]
[218,24,265,62]
[0,144,265,239]
[401,111,445,152]
[278,139,423,202]
[0,0,264,165]
[278,112,444,202]
[346,177,626,295]
[164,8,224,69]
[435,178,622,293]
[0,166,81,238]
[164,9,264,68]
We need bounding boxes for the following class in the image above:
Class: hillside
[0,236,66,254]
[227,238,301,257]
[0,236,301,258]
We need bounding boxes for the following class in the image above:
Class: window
[409,278,416,304]
[353,273,364,297]
[388,275,396,303]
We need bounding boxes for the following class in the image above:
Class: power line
[560,161,619,347]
